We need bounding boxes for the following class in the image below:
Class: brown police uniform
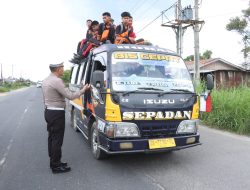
[42,63,85,170]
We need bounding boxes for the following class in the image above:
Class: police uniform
[42,62,85,173]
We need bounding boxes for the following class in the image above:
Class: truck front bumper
[99,134,201,154]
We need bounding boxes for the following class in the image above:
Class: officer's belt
[46,107,65,111]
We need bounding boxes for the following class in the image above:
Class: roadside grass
[0,82,30,93]
[201,86,250,135]
[0,87,9,93]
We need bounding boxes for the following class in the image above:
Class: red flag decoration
[200,93,212,112]
[206,94,212,112]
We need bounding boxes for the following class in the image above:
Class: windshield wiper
[137,87,164,91]
[158,89,194,97]
[122,87,163,96]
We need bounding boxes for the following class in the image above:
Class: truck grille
[139,121,180,139]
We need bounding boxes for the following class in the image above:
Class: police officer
[42,62,90,174]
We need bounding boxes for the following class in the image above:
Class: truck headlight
[105,122,140,138]
[177,120,199,134]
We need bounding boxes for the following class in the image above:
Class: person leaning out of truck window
[42,62,91,174]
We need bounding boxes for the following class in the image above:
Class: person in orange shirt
[115,12,135,44]
[98,12,115,44]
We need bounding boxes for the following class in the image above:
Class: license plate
[148,138,176,149]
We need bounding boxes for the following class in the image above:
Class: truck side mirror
[206,74,214,90]
[92,71,104,89]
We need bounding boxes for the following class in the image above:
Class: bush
[0,87,9,92]
[61,70,71,87]
[201,86,250,135]
[0,81,30,92]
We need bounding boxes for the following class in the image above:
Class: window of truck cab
[111,51,194,92]
[70,64,80,84]
[90,52,108,88]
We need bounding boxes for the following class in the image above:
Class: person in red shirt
[128,16,136,43]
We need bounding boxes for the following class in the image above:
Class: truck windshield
[111,51,194,93]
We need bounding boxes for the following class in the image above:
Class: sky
[0,0,248,81]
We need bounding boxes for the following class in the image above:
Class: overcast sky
[0,0,248,81]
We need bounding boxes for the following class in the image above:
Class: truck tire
[71,108,79,132]
[90,122,108,160]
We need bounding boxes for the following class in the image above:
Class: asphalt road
[0,87,250,190]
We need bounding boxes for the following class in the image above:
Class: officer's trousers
[44,109,65,167]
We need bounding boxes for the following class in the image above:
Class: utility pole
[0,63,3,84]
[161,0,204,79]
[176,0,183,55]
[1,63,2,79]
[194,0,200,80]
[12,64,14,79]
[161,1,193,57]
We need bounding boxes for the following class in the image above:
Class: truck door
[81,52,108,137]
[90,53,108,119]
[69,61,88,133]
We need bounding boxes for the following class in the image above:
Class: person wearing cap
[115,11,135,44]
[42,62,90,174]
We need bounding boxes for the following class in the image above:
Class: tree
[226,5,250,68]
[202,50,213,60]
[184,50,213,61]
[184,55,194,61]
[61,70,71,86]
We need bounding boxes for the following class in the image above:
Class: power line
[130,0,145,15]
[136,14,162,34]
[137,2,177,34]
[133,0,160,18]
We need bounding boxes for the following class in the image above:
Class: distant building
[185,58,250,88]
[5,77,17,83]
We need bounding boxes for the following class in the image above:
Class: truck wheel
[71,108,79,132]
[90,122,107,160]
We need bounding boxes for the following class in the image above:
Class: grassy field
[0,82,30,93]
[201,86,250,135]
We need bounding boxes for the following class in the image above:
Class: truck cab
[69,44,212,159]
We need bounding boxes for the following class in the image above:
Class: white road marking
[6,139,13,151]
[0,158,6,166]
[0,138,13,168]
[145,174,166,190]
[0,107,28,171]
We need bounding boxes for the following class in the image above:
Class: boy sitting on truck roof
[128,16,136,44]
[115,12,135,44]
[86,19,92,39]
[98,12,115,44]
[78,21,101,58]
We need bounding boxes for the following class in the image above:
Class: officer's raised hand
[81,84,91,93]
